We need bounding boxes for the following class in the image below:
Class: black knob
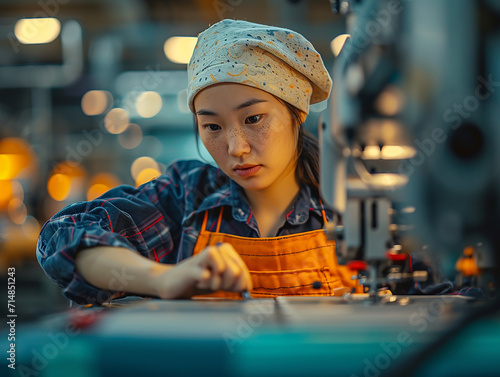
[330,0,341,13]
[312,281,322,289]
[449,122,484,160]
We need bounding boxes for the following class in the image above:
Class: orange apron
[192,204,360,298]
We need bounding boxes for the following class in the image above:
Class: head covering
[187,19,332,114]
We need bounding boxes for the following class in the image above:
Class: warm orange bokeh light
[135,168,161,187]
[0,181,13,209]
[87,183,110,201]
[130,156,159,180]
[47,174,72,201]
[0,138,33,180]
[0,179,25,211]
[47,162,87,201]
[86,172,121,201]
[88,172,121,187]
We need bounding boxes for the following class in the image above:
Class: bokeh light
[361,145,416,160]
[11,180,24,202]
[118,123,143,149]
[163,36,197,64]
[14,17,61,44]
[47,174,72,201]
[0,181,13,209]
[401,206,416,214]
[104,108,129,134]
[0,180,25,211]
[135,167,161,187]
[47,162,87,201]
[362,145,381,160]
[370,173,409,187]
[81,90,113,116]
[131,156,159,180]
[0,137,33,180]
[375,86,405,116]
[136,92,162,118]
[331,34,350,57]
[86,184,109,201]
[86,172,121,201]
[8,198,27,225]
[381,145,416,160]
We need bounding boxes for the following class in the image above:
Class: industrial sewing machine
[321,0,499,298]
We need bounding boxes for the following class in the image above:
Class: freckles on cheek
[202,138,224,157]
[256,122,274,146]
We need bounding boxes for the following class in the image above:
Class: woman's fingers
[195,242,251,293]
[156,242,252,298]
[203,243,226,275]
[220,243,253,292]
[217,243,243,290]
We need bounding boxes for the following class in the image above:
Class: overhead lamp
[163,36,197,64]
[14,18,61,44]
[330,34,350,57]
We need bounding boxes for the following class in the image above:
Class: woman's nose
[227,128,251,156]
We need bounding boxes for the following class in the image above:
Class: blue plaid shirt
[37,159,333,305]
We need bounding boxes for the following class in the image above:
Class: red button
[386,251,407,261]
[348,260,367,271]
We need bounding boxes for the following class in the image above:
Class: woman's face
[194,83,299,192]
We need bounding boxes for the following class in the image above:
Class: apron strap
[318,198,329,226]
[216,207,224,233]
[200,207,224,234]
[201,210,209,232]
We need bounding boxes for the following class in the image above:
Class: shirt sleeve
[36,161,188,305]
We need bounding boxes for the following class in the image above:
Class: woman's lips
[233,165,261,177]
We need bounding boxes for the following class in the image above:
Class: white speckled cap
[187,19,332,114]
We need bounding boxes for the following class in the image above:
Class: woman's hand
[153,242,253,299]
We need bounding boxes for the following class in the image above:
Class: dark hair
[193,99,320,193]
[281,101,320,194]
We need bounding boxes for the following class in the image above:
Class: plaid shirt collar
[192,171,329,225]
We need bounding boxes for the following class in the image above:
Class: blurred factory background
[0,0,345,317]
[1,3,500,377]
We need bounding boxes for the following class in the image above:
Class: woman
[37,19,357,305]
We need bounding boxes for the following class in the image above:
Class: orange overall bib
[192,205,360,299]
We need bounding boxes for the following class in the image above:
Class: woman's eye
[245,115,261,124]
[204,124,221,131]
